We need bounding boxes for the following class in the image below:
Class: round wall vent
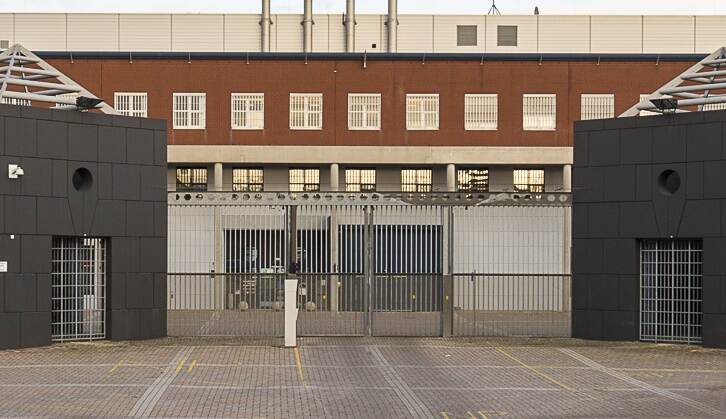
[657,169,681,195]
[72,168,93,191]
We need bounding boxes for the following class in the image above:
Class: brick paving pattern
[0,337,724,418]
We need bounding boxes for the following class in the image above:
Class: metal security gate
[167,192,571,338]
[51,237,106,342]
[640,239,703,344]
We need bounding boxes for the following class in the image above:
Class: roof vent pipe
[303,0,313,53]
[345,0,355,52]
[387,0,398,53]
[261,0,271,52]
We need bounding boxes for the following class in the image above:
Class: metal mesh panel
[348,94,381,130]
[231,93,264,129]
[456,25,478,46]
[401,169,433,192]
[497,25,518,46]
[513,169,545,193]
[580,94,614,120]
[289,93,323,129]
[640,239,703,344]
[114,92,148,117]
[232,168,264,192]
[51,237,106,342]
[523,94,556,130]
[173,93,206,129]
[406,94,439,130]
[464,94,497,130]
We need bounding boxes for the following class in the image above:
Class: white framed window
[233,168,264,192]
[114,92,148,118]
[406,94,439,130]
[523,94,556,131]
[464,94,498,130]
[173,93,206,129]
[348,94,381,130]
[1,97,31,106]
[231,93,264,130]
[581,94,614,121]
[401,169,433,193]
[290,93,323,130]
[289,168,320,192]
[513,169,545,193]
[703,102,726,111]
[345,168,376,192]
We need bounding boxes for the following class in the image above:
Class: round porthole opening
[657,169,680,195]
[72,168,93,191]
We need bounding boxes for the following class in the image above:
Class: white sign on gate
[0,261,7,272]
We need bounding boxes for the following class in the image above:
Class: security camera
[8,164,24,179]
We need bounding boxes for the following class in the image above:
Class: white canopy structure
[621,47,726,117]
[0,44,116,114]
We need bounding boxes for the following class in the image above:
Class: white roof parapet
[620,47,726,117]
[0,44,117,114]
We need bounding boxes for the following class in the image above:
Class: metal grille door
[51,237,106,342]
[640,240,703,344]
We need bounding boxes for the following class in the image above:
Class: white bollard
[284,278,299,347]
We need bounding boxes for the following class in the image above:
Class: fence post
[213,206,225,310]
[441,206,454,337]
[364,206,373,336]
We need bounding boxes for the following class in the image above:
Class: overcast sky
[3,0,725,15]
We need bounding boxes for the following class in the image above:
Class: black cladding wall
[572,110,726,349]
[0,104,167,349]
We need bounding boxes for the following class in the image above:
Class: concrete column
[214,162,223,191]
[345,0,355,52]
[446,164,456,192]
[386,0,398,52]
[303,0,313,53]
[563,164,572,192]
[330,163,340,192]
[261,0,271,52]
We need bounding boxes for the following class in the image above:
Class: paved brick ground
[0,337,724,418]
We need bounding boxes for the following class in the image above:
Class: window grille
[497,25,518,46]
[0,97,31,106]
[457,25,478,46]
[231,93,264,129]
[406,94,439,130]
[345,168,376,192]
[640,239,703,344]
[523,94,556,130]
[51,237,106,342]
[401,169,433,192]
[513,169,545,193]
[464,94,498,130]
[457,168,490,192]
[114,92,148,118]
[173,93,206,129]
[289,168,320,192]
[703,102,726,111]
[580,94,614,120]
[290,93,323,130]
[176,167,208,192]
[348,94,381,130]
[233,168,264,192]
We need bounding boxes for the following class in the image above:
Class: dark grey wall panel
[573,110,726,349]
[0,103,167,349]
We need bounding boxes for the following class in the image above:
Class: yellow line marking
[293,347,306,387]
[109,360,125,373]
[496,348,574,392]
[175,357,187,374]
[440,412,452,419]
[187,360,197,373]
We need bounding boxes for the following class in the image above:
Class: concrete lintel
[168,145,574,166]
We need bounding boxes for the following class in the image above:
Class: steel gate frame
[167,191,572,337]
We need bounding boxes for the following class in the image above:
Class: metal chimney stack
[303,0,313,53]
[345,0,355,52]
[387,0,397,52]
[261,0,271,52]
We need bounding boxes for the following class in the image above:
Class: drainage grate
[51,237,107,342]
[639,239,702,344]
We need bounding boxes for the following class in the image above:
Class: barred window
[176,167,208,192]
[523,94,556,130]
[114,92,147,118]
[233,168,264,192]
[406,94,439,130]
[581,94,614,120]
[513,169,545,193]
[401,169,433,193]
[348,94,381,130]
[457,168,490,192]
[703,102,726,111]
[464,94,497,130]
[1,97,31,106]
[231,93,264,129]
[345,168,376,192]
[173,93,206,129]
[290,93,323,130]
[289,168,320,192]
